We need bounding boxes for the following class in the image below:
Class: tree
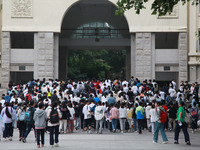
[115,0,199,16]
[68,50,126,80]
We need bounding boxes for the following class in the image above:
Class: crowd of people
[0,77,200,148]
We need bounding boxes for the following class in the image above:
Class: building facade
[0,0,199,88]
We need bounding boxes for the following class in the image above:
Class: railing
[62,28,129,39]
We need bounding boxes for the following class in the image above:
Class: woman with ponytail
[0,102,13,141]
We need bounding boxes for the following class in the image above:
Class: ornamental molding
[11,0,33,18]
[158,5,179,19]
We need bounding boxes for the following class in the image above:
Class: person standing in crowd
[79,99,85,132]
[174,101,191,145]
[23,100,36,143]
[153,102,168,144]
[145,103,152,132]
[94,101,105,134]
[1,102,13,141]
[60,102,70,134]
[110,104,119,133]
[168,103,177,131]
[127,104,133,132]
[119,103,128,133]
[136,102,145,134]
[82,101,92,134]
[149,104,157,134]
[47,102,62,147]
[190,102,198,134]
[67,103,75,133]
[34,102,47,148]
[132,103,138,132]
[17,104,27,141]
[88,100,96,130]
[74,102,80,130]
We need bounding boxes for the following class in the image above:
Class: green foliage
[115,0,199,16]
[67,50,126,80]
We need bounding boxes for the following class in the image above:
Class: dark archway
[59,0,130,80]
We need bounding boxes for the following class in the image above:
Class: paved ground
[0,129,199,150]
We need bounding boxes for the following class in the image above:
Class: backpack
[185,111,192,124]
[61,107,71,120]
[50,109,59,124]
[160,108,167,123]
[25,111,31,122]
[25,94,31,103]
[191,109,198,119]
[19,110,26,121]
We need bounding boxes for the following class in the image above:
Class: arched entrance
[59,0,131,80]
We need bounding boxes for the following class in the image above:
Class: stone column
[151,33,156,80]
[189,65,196,83]
[130,34,136,77]
[34,32,54,80]
[178,32,188,82]
[135,33,152,81]
[1,32,11,88]
[54,34,59,79]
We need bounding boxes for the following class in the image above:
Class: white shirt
[10,97,16,103]
[190,86,194,94]
[82,104,91,119]
[123,87,129,93]
[17,97,22,104]
[94,106,105,120]
[176,92,184,102]
[41,86,47,93]
[169,88,176,97]
[172,81,176,89]
[0,99,5,107]
[159,91,165,100]
[101,96,107,103]
[132,86,138,94]
[149,108,158,122]
[122,81,128,87]
[68,107,75,120]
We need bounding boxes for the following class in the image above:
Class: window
[155,32,178,49]
[71,22,124,39]
[11,32,34,49]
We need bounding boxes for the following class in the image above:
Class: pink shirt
[110,107,119,119]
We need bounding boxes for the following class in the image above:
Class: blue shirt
[107,97,116,105]
[94,97,100,105]
[4,96,11,103]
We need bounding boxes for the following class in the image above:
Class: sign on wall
[11,0,33,18]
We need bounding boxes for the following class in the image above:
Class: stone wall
[178,32,188,82]
[135,33,152,81]
[34,32,54,80]
[1,32,10,88]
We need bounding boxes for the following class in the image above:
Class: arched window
[71,22,123,39]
